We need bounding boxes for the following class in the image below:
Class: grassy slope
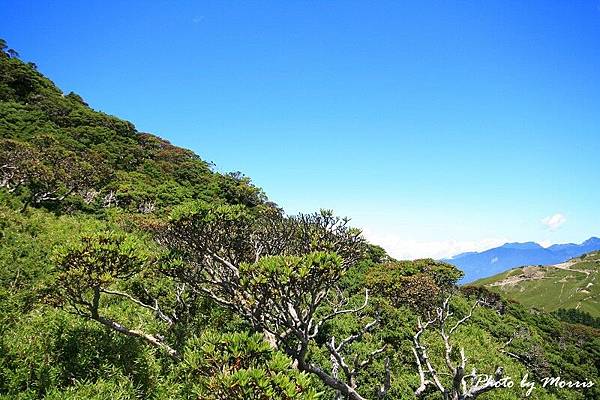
[472,252,600,316]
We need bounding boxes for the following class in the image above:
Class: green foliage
[553,308,600,328]
[0,309,160,399]
[49,231,155,309]
[0,197,105,330]
[239,252,344,301]
[365,259,463,311]
[175,331,319,399]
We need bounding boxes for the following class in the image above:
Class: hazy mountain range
[444,237,600,283]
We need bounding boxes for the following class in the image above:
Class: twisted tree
[412,296,504,400]
[159,203,389,400]
[0,139,39,193]
[0,137,112,211]
[49,203,389,399]
[48,232,182,360]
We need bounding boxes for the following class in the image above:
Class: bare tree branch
[412,296,505,400]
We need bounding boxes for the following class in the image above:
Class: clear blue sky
[3,1,600,258]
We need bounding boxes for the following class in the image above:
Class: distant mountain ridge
[445,237,600,283]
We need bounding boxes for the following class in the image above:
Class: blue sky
[2,1,600,259]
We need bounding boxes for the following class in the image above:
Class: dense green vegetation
[472,252,599,318]
[1,40,598,399]
[552,308,600,329]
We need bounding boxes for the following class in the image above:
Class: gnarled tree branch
[412,296,505,400]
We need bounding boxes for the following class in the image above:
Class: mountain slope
[471,252,600,316]
[445,237,600,283]
[0,45,268,215]
[1,40,599,400]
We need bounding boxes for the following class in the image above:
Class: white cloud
[361,228,507,260]
[541,213,566,231]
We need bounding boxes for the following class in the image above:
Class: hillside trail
[489,259,596,288]
[488,266,546,287]
[552,260,592,276]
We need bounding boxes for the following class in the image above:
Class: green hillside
[1,40,599,400]
[472,252,600,317]
[0,39,268,215]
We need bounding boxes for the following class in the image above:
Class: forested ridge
[0,40,598,400]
